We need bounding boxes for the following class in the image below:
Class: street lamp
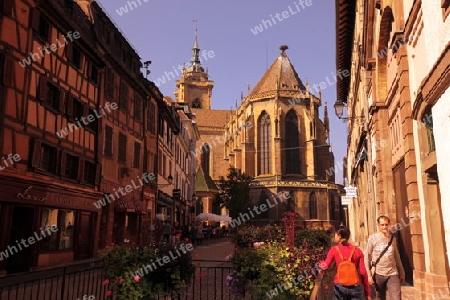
[157,174,173,188]
[334,100,365,124]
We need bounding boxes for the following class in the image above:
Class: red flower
[199,271,204,278]
[133,275,141,282]
[102,279,109,285]
[106,290,112,296]
[118,278,124,284]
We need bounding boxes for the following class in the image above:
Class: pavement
[191,237,235,265]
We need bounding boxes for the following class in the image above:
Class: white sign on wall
[341,196,353,206]
[344,185,358,197]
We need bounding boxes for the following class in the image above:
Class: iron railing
[0,259,236,300]
[0,259,334,299]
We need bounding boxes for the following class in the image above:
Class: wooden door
[74,212,92,260]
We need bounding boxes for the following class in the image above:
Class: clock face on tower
[192,98,201,108]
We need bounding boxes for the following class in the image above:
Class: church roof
[195,166,219,193]
[248,45,307,100]
[192,108,230,129]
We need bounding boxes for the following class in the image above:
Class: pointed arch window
[201,143,210,175]
[258,112,271,175]
[309,192,318,219]
[285,110,301,174]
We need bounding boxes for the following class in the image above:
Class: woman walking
[319,226,371,300]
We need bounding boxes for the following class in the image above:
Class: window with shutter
[31,9,50,43]
[45,82,60,111]
[40,143,57,173]
[83,161,97,184]
[64,153,79,179]
[67,44,83,69]
[73,99,84,122]
[148,101,156,134]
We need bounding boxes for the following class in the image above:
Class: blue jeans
[334,283,364,300]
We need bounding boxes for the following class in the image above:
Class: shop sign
[16,186,47,202]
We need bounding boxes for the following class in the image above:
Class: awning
[115,198,145,214]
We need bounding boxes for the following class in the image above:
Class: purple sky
[97,0,348,184]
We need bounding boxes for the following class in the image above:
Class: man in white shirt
[365,215,405,300]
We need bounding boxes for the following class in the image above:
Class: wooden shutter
[3,55,14,86]
[95,163,102,185]
[31,139,41,169]
[59,89,66,112]
[30,8,40,31]
[78,158,85,181]
[38,76,47,101]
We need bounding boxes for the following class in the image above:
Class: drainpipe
[363,67,377,235]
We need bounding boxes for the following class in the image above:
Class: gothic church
[174,37,343,227]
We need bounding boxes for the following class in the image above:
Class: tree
[217,167,254,219]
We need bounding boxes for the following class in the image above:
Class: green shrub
[101,242,194,299]
[231,226,331,299]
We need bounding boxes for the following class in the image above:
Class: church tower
[174,29,214,109]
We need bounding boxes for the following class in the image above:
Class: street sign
[344,185,357,197]
[341,196,353,205]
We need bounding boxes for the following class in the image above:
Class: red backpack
[335,246,359,286]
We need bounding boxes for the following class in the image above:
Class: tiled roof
[192,108,230,129]
[248,48,306,100]
[195,166,219,193]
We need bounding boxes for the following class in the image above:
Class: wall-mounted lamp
[334,100,365,124]
[157,174,173,188]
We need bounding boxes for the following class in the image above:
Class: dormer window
[282,83,288,88]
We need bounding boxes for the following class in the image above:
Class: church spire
[188,20,204,73]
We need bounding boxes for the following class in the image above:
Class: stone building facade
[175,38,343,226]
[336,0,450,296]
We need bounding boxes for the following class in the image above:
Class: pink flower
[105,290,112,296]
[118,278,124,284]
[133,275,141,282]
[102,279,109,285]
